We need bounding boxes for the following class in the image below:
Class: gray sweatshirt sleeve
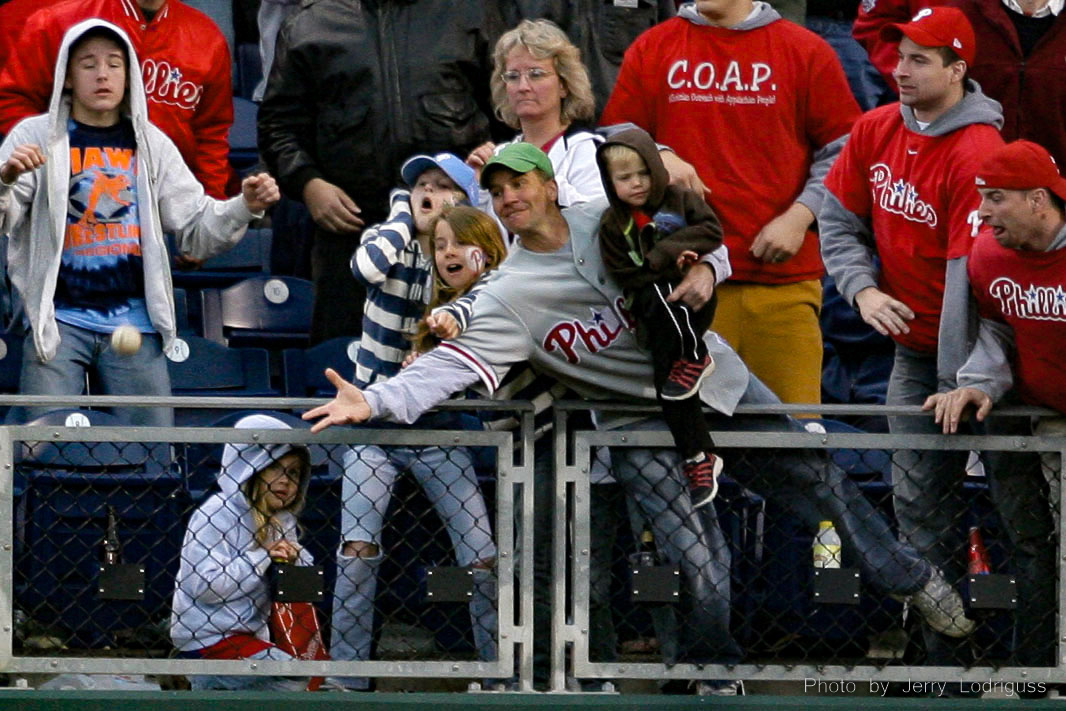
[818,190,879,305]
[936,255,978,392]
[363,348,481,424]
[957,318,1015,403]
[797,133,848,217]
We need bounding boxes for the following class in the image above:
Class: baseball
[110,325,142,356]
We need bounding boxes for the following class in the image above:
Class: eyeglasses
[501,68,556,85]
[263,465,304,485]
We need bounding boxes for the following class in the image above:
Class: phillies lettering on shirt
[543,297,635,364]
[968,232,1066,412]
[141,57,203,111]
[987,277,1066,321]
[869,163,938,227]
[824,103,1003,353]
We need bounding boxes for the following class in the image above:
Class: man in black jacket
[258,0,505,343]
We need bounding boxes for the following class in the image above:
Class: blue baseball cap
[400,152,479,206]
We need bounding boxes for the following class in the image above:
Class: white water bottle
[812,520,841,568]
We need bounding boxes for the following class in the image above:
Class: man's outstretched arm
[304,349,481,431]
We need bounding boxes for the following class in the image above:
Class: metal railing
[0,395,1062,695]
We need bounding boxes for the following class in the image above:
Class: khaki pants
[711,279,823,406]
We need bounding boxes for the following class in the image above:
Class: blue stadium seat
[166,335,276,426]
[171,228,273,293]
[228,96,259,177]
[0,330,23,422]
[282,337,360,397]
[16,409,182,649]
[201,275,313,351]
[234,42,263,101]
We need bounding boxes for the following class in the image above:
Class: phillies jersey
[601,14,860,284]
[824,103,1004,353]
[0,0,233,198]
[968,232,1066,413]
[438,199,751,419]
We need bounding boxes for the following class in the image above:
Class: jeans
[983,409,1056,667]
[807,16,894,111]
[18,321,173,426]
[189,645,306,691]
[886,346,971,662]
[610,374,933,664]
[330,444,498,688]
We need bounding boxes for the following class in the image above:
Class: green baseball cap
[480,142,555,188]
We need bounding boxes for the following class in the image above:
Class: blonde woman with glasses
[466,19,604,214]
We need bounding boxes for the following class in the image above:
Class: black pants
[310,227,366,344]
[629,280,718,460]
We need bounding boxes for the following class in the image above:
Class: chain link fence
[0,397,1062,694]
[558,402,1065,692]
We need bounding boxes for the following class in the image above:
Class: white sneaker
[894,568,975,638]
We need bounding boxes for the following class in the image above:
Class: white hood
[218,414,311,497]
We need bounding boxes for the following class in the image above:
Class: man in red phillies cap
[880,7,977,67]
[821,0,1008,672]
[923,138,1066,679]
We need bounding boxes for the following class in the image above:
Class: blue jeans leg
[610,421,742,665]
[720,374,931,596]
[886,347,969,662]
[18,322,172,426]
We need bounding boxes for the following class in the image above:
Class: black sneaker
[661,354,714,401]
[683,452,723,508]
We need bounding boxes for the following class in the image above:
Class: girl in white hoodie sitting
[170,414,312,690]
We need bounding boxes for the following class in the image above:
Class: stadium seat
[282,337,360,397]
[234,42,263,101]
[0,331,23,422]
[200,275,313,351]
[166,335,276,427]
[228,96,259,177]
[16,409,182,649]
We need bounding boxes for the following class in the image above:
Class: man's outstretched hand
[302,368,372,432]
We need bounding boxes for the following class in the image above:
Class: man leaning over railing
[304,143,976,684]
[925,140,1066,676]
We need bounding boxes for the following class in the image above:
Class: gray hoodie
[819,81,1004,390]
[170,414,312,652]
[0,19,258,362]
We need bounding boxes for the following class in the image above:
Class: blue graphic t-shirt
[54,118,153,334]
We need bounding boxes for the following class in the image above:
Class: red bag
[270,602,330,691]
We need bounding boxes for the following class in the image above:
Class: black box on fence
[812,568,861,605]
[97,563,145,601]
[630,565,680,603]
[967,574,1017,610]
[270,564,325,602]
[424,566,474,602]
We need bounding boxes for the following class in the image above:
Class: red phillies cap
[880,7,976,66]
[976,140,1066,201]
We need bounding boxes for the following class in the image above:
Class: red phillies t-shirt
[968,232,1066,413]
[602,16,860,284]
[824,104,1004,353]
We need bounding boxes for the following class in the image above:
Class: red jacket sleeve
[188,34,235,198]
[0,9,62,134]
